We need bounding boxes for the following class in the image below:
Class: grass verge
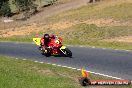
[1,23,132,50]
[0,55,132,88]
[0,55,80,88]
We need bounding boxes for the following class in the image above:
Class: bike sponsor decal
[60,46,66,49]
[60,46,67,54]
[55,39,60,44]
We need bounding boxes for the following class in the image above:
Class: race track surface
[0,42,132,80]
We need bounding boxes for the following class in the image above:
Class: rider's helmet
[44,34,50,41]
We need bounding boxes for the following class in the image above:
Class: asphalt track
[0,42,132,80]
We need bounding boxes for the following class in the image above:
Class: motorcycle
[33,37,72,57]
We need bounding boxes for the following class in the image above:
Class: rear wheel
[61,48,72,57]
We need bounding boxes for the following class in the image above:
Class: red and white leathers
[40,35,56,49]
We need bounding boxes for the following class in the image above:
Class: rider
[50,33,56,39]
[40,33,56,50]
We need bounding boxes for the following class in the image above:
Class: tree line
[0,0,39,17]
[0,0,99,17]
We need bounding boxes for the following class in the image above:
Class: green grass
[98,3,132,20]
[62,24,132,39]
[0,35,33,42]
[0,56,110,88]
[0,55,80,88]
[0,55,132,88]
[47,1,132,21]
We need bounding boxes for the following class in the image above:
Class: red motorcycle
[33,37,72,57]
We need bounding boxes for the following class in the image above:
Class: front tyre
[42,48,51,57]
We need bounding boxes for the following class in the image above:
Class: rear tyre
[64,48,72,57]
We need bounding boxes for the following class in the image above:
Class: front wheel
[41,48,51,57]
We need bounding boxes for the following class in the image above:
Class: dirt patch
[82,18,132,27]
[32,66,55,75]
[0,21,75,37]
[1,18,132,37]
[104,36,132,43]
[38,69,55,75]
[45,18,132,30]
[43,21,74,30]
[0,23,42,37]
[57,73,79,82]
[95,0,132,9]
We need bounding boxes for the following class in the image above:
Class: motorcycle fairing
[60,46,66,50]
[60,46,66,54]
[33,38,41,46]
[54,39,60,44]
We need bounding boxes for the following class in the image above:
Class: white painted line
[22,59,26,60]
[34,61,38,63]
[71,67,77,70]
[86,71,122,80]
[92,46,95,48]
[67,67,72,69]
[125,50,130,52]
[62,66,68,68]
[57,65,61,67]
[52,64,57,66]
[80,46,84,47]
[115,49,119,51]
[57,65,124,80]
[102,48,106,50]
[47,63,51,64]
[77,69,81,71]
[39,62,44,64]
